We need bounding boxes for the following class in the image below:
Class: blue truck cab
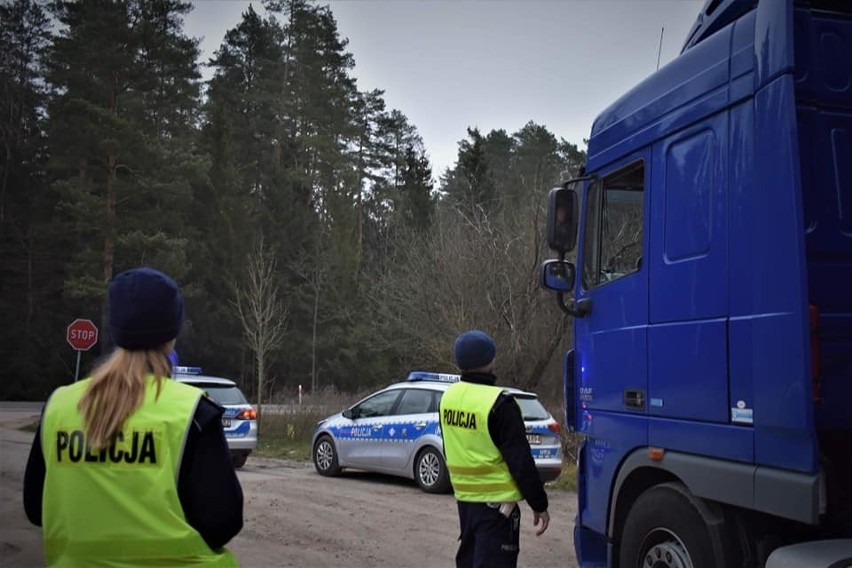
[541,0,852,565]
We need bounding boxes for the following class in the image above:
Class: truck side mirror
[540,259,592,317]
[540,259,575,293]
[547,187,578,253]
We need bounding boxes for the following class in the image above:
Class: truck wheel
[618,482,740,568]
[313,435,341,476]
[414,447,450,493]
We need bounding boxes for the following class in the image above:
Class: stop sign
[67,319,99,351]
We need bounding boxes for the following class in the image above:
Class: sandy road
[1,403,578,567]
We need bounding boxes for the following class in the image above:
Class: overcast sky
[184,0,705,177]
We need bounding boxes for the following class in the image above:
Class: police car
[311,372,563,493]
[174,367,257,468]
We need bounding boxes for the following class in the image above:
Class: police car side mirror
[343,408,355,419]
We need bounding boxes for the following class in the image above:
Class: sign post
[66,319,99,381]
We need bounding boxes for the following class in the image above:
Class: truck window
[582,161,644,289]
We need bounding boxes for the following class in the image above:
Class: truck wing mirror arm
[557,293,592,318]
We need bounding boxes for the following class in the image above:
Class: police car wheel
[232,453,248,469]
[618,482,742,568]
[313,435,341,476]
[415,447,450,493]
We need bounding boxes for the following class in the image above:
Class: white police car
[311,372,563,493]
[174,367,257,468]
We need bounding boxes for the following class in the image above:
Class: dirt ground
[1,403,578,567]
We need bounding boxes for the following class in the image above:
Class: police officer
[23,267,243,567]
[440,329,550,568]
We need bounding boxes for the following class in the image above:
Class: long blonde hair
[78,346,173,450]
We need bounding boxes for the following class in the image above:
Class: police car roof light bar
[406,371,460,383]
[173,366,203,376]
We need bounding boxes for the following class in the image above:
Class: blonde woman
[24,267,243,567]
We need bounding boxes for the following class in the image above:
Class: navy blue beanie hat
[108,267,184,350]
[454,330,497,371]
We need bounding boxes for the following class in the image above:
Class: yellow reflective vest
[439,381,522,503]
[41,376,238,567]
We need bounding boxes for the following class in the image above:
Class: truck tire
[618,482,742,568]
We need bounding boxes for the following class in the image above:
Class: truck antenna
[656,26,665,70]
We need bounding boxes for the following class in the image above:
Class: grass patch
[548,464,578,492]
[252,387,368,461]
[253,409,329,461]
[255,438,313,461]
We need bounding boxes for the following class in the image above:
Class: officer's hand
[533,510,550,536]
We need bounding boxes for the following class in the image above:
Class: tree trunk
[256,354,264,435]
[0,142,10,223]
[102,77,119,351]
[311,284,319,391]
[102,153,117,350]
[26,234,33,337]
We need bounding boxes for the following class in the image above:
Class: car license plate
[222,419,232,428]
[527,434,541,445]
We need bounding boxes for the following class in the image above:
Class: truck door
[573,155,650,535]
[574,156,649,421]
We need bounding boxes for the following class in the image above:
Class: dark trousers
[455,501,521,568]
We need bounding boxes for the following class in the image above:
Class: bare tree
[291,246,329,393]
[370,200,569,391]
[233,237,288,433]
[290,228,354,392]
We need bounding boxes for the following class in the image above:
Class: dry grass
[548,464,578,492]
[539,395,580,493]
[254,386,368,461]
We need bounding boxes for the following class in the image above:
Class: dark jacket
[458,372,549,513]
[23,394,243,549]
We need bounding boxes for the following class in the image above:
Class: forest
[0,0,586,401]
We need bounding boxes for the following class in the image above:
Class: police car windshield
[194,384,247,405]
[515,397,550,421]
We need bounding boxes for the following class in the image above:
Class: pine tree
[0,0,56,396]
[193,4,293,379]
[397,145,434,233]
[482,128,515,203]
[445,127,497,213]
[46,0,202,346]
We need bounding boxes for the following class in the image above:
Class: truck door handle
[624,389,646,409]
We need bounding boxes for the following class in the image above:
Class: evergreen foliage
[0,0,585,400]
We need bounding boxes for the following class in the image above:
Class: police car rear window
[194,384,247,405]
[516,397,550,421]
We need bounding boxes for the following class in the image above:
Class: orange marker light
[648,447,665,461]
